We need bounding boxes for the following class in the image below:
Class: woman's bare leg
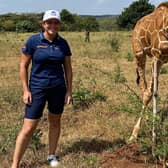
[11,118,39,168]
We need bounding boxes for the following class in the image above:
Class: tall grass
[0,31,167,167]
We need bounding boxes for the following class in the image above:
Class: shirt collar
[40,32,60,42]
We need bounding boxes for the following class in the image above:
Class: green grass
[0,31,167,167]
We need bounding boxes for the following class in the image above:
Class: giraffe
[129,2,168,141]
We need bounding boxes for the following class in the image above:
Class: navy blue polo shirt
[22,33,72,89]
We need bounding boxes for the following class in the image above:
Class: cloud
[97,0,107,4]
[149,0,162,6]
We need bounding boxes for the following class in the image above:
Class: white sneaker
[47,155,60,167]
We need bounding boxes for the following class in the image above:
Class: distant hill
[80,14,118,20]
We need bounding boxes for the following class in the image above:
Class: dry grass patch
[1,31,168,167]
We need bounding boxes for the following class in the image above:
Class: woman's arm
[20,53,32,104]
[63,56,73,104]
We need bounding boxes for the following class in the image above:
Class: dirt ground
[100,142,163,168]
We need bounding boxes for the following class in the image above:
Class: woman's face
[42,19,60,36]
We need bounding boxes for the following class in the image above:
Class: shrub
[160,66,168,74]
[0,123,20,154]
[113,64,127,83]
[29,129,44,152]
[16,20,35,32]
[0,125,43,154]
[72,88,107,110]
[110,36,120,52]
[126,52,133,62]
[113,85,168,164]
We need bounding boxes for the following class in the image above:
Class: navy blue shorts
[24,86,66,119]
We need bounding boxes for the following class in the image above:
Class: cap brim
[43,17,60,22]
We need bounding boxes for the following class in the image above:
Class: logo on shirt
[54,46,60,50]
[36,45,48,48]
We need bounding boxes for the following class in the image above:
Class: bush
[110,36,120,52]
[29,129,43,151]
[72,88,107,110]
[113,64,127,83]
[160,66,168,74]
[0,123,20,154]
[16,20,35,32]
[113,85,168,163]
[117,0,154,29]
[126,52,133,62]
[0,125,43,154]
[3,20,15,31]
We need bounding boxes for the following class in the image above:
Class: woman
[12,10,72,168]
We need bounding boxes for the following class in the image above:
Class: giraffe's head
[163,14,168,36]
[156,2,168,9]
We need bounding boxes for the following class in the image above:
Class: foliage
[0,9,101,32]
[0,13,41,32]
[113,85,142,115]
[3,20,15,31]
[113,85,168,163]
[0,123,20,154]
[117,0,155,29]
[82,16,99,31]
[160,66,168,74]
[61,9,75,24]
[0,87,22,110]
[72,87,107,110]
[16,20,35,32]
[60,9,99,31]
[1,31,166,167]
[29,129,43,151]
[113,64,127,83]
[0,124,43,154]
[110,36,120,52]
[125,52,134,62]
[98,16,119,31]
[155,121,168,162]
[60,9,76,31]
[82,155,99,167]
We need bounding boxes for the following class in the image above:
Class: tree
[0,10,100,32]
[16,21,35,32]
[60,9,99,31]
[60,9,75,24]
[98,17,119,31]
[60,9,76,31]
[3,20,15,31]
[82,16,99,31]
[70,14,84,31]
[117,0,155,29]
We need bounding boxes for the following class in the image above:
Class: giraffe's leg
[143,60,162,106]
[129,117,142,141]
[135,52,147,94]
[129,60,162,142]
[129,106,145,142]
[128,53,147,142]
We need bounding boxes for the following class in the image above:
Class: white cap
[43,10,61,22]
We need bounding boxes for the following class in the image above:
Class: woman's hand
[64,91,73,105]
[23,90,32,105]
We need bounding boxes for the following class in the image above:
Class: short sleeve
[64,40,72,56]
[22,37,34,56]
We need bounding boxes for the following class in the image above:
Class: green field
[0,31,168,167]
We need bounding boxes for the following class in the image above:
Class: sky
[0,0,164,15]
